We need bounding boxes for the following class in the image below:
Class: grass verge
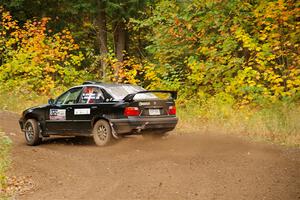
[0,131,12,199]
[0,88,48,113]
[177,98,300,147]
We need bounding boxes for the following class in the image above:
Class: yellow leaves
[286,80,296,89]
[186,23,192,30]
[0,9,84,95]
[234,27,258,51]
[44,65,56,73]
[266,54,276,61]
[104,54,148,84]
[199,46,209,54]
[274,77,283,84]
[145,70,157,82]
[38,75,55,95]
[255,47,261,51]
[227,1,299,101]
[247,80,256,87]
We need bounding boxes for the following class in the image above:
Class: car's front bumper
[110,116,178,134]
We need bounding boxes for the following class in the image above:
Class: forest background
[0,0,299,146]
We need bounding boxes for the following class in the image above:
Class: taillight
[124,107,140,116]
[168,106,176,115]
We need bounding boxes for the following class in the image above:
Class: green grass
[0,131,12,197]
[0,89,48,113]
[177,99,300,147]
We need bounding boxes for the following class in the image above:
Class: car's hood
[23,104,49,114]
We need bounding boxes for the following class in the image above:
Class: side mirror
[48,98,55,105]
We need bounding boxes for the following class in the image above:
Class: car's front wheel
[24,119,41,146]
[92,120,113,146]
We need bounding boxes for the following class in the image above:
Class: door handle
[91,106,98,109]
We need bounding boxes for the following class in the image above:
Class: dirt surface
[0,111,300,200]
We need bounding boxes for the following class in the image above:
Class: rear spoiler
[123,90,177,102]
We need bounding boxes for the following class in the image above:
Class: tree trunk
[113,21,127,81]
[96,1,108,78]
[114,21,126,62]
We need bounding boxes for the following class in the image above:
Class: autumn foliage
[0,1,299,104]
[0,8,87,95]
[135,0,300,104]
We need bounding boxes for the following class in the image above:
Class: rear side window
[79,86,104,104]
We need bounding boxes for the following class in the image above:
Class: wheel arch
[91,116,118,139]
[24,113,39,122]
[91,116,110,127]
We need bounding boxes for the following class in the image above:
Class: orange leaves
[174,17,180,25]
[108,56,143,84]
[101,52,158,87]
[0,9,84,95]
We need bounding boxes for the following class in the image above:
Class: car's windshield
[55,87,82,105]
[105,85,158,100]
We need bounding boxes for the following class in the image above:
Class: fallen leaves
[0,176,34,197]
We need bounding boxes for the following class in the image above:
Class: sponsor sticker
[139,102,151,106]
[49,109,66,120]
[74,108,90,115]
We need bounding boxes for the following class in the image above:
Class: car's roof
[71,81,139,89]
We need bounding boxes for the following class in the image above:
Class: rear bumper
[110,116,178,134]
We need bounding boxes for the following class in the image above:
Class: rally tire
[92,120,113,146]
[24,119,41,146]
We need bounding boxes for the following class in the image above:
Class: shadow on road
[40,135,139,146]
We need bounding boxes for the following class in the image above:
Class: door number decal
[49,109,66,120]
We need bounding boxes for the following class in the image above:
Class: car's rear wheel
[92,120,113,146]
[24,119,41,146]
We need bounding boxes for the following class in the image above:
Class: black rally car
[19,81,178,146]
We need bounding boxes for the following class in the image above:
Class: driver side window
[56,87,83,105]
[79,86,104,104]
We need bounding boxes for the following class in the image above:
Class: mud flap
[38,122,48,138]
[110,122,120,139]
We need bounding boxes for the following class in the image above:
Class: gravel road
[0,111,299,200]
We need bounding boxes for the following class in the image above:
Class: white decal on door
[74,108,90,115]
[49,109,66,120]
